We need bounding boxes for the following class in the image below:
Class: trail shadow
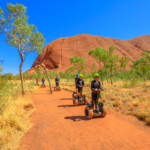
[59,98,73,100]
[65,116,88,121]
[58,104,84,108]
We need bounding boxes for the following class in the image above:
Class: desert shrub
[0,76,8,90]
[130,77,137,87]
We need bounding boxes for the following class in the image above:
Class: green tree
[30,73,38,80]
[59,71,64,78]
[104,45,119,85]
[14,74,20,80]
[120,56,131,80]
[37,67,43,73]
[4,73,13,80]
[88,47,109,84]
[0,3,45,94]
[23,71,29,79]
[70,56,86,73]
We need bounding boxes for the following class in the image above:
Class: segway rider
[55,76,59,87]
[36,78,39,85]
[42,77,45,86]
[91,73,104,112]
[76,74,85,101]
[75,74,79,93]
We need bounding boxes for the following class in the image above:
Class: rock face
[31,34,150,73]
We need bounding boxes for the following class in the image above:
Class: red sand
[20,88,150,150]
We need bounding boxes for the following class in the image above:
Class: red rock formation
[30,34,150,73]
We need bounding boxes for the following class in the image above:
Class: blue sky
[0,0,150,75]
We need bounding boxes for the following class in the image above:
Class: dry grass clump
[134,111,149,120]
[145,117,150,125]
[102,97,106,102]
[132,99,140,106]
[0,98,35,149]
[132,95,137,98]
[113,100,122,107]
[111,96,117,101]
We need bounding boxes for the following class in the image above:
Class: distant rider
[55,76,59,87]
[42,77,45,86]
[76,74,85,102]
[75,74,79,93]
[91,73,104,112]
[36,78,39,85]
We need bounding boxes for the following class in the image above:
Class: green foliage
[0,76,8,90]
[23,71,29,79]
[30,73,38,79]
[37,72,44,79]
[59,71,64,78]
[13,74,20,80]
[48,71,58,78]
[0,64,3,73]
[70,56,86,73]
[0,3,45,94]
[109,45,116,55]
[130,77,137,87]
[36,67,43,73]
[4,73,13,80]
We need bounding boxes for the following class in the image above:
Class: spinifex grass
[0,80,38,149]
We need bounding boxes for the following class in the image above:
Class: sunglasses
[95,76,99,78]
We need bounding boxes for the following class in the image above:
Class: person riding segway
[73,74,88,105]
[84,73,107,119]
[72,74,79,98]
[41,77,46,87]
[36,78,39,86]
[54,76,60,91]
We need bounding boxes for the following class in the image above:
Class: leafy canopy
[0,3,45,62]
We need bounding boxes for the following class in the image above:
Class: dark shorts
[78,87,82,92]
[56,82,59,86]
[92,92,98,101]
[75,85,78,89]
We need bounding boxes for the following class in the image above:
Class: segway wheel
[102,107,107,117]
[84,97,88,104]
[73,97,78,106]
[85,107,93,119]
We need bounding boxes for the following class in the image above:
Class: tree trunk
[19,62,25,95]
[110,65,113,85]
[125,69,131,80]
[100,73,103,85]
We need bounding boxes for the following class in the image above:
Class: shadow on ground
[65,116,88,121]
[58,104,84,107]
[59,98,73,100]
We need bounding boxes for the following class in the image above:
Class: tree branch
[0,25,19,43]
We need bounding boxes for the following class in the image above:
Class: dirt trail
[20,88,150,150]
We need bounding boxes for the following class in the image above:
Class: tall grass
[0,80,38,149]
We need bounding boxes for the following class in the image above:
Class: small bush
[135,111,149,120]
[0,77,8,90]
[145,117,150,125]
[130,77,137,87]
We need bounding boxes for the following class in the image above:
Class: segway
[84,90,107,119]
[54,82,61,91]
[41,82,46,88]
[72,91,77,98]
[73,86,88,106]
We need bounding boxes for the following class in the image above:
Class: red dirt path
[20,88,150,150]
